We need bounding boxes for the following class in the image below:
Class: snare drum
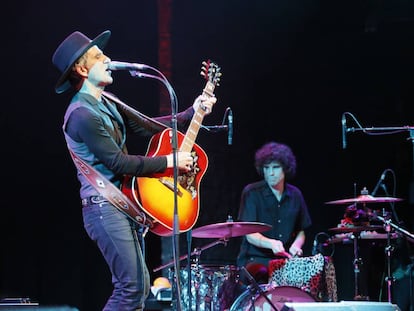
[169,264,239,311]
[230,284,315,311]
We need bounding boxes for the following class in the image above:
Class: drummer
[236,141,312,285]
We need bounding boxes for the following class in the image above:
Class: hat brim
[55,30,111,94]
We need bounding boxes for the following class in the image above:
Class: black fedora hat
[52,30,111,94]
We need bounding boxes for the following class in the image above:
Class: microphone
[228,108,233,145]
[108,61,148,71]
[342,113,347,149]
[381,183,389,196]
[371,169,387,196]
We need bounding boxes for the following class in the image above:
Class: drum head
[230,285,315,311]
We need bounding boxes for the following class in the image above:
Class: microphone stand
[186,229,192,310]
[344,114,414,307]
[346,125,414,135]
[345,121,414,203]
[201,107,232,134]
[129,69,184,310]
[128,68,228,310]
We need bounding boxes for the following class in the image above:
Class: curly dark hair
[254,141,297,180]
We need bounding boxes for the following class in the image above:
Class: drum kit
[324,192,413,303]
[155,221,319,310]
[153,192,414,310]
[154,220,274,311]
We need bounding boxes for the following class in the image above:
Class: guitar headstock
[200,60,222,87]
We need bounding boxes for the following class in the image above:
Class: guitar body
[122,128,208,236]
[122,60,221,236]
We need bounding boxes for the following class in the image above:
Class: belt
[81,195,109,207]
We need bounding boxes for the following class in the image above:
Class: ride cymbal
[192,221,272,238]
[325,194,403,205]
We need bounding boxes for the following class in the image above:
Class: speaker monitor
[0,306,78,311]
[282,301,401,311]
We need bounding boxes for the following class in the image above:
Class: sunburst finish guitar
[122,60,222,236]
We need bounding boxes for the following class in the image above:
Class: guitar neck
[180,81,216,152]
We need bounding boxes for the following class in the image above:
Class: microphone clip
[202,107,233,146]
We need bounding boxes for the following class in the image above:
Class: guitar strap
[67,148,153,231]
[102,91,169,134]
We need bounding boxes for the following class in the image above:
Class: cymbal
[192,221,272,238]
[325,194,403,205]
[328,225,383,233]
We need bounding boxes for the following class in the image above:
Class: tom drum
[169,264,239,311]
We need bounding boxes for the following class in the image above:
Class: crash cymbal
[328,225,383,233]
[325,194,403,205]
[192,221,272,238]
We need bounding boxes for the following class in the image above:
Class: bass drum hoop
[230,284,315,311]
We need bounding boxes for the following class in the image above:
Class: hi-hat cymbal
[329,225,383,233]
[192,221,272,238]
[325,194,403,205]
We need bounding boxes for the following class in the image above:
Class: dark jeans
[82,202,150,311]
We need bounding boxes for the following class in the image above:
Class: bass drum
[230,284,315,311]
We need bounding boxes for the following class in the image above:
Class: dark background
[2,0,414,310]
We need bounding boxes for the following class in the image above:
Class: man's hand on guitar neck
[166,151,194,172]
[193,94,217,115]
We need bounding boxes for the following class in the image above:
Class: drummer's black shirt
[236,180,312,267]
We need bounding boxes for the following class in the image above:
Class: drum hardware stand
[371,211,414,305]
[374,211,397,303]
[351,230,370,301]
[382,211,395,304]
[153,238,228,272]
[241,266,278,311]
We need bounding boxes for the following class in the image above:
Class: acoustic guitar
[122,60,222,236]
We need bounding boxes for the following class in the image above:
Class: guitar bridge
[159,177,184,197]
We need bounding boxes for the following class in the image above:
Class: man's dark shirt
[236,180,312,266]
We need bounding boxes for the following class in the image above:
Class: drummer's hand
[289,244,303,257]
[275,251,292,259]
[270,239,287,255]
